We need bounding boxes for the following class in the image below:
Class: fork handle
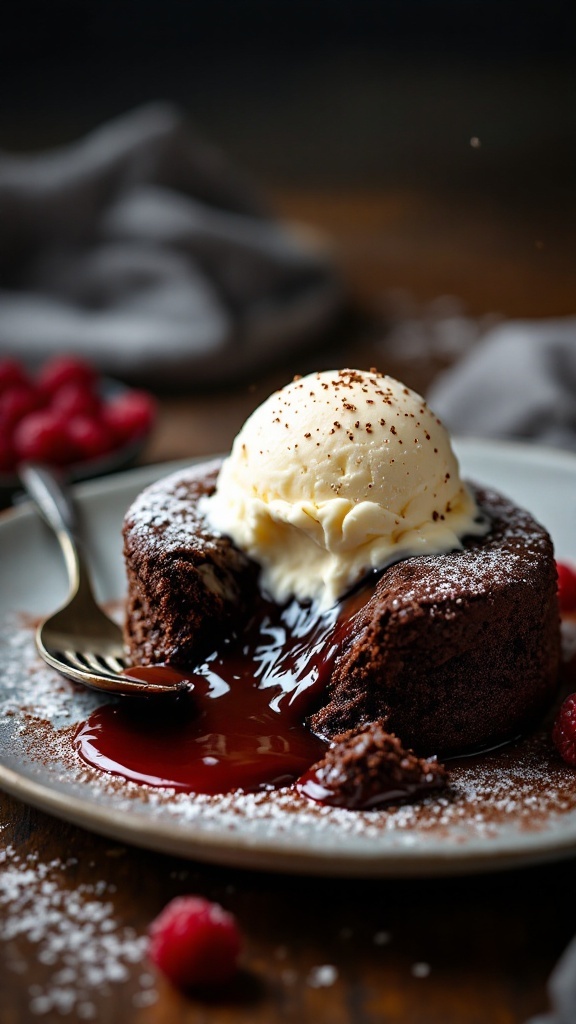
[18,462,91,595]
[19,462,77,535]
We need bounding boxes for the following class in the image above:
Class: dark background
[1,2,574,198]
[1,1,575,324]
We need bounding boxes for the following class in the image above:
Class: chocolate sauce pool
[74,588,370,796]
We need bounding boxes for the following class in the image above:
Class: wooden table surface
[2,185,576,1024]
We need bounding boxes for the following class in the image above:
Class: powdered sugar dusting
[379,482,555,605]
[0,845,155,1017]
[124,460,222,557]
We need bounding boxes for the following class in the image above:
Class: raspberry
[13,409,76,465]
[0,384,42,428]
[0,357,29,394]
[552,693,576,766]
[100,389,154,442]
[66,415,114,462]
[0,353,156,471]
[0,352,154,471]
[37,355,97,396]
[148,896,242,989]
[103,390,157,443]
[50,381,102,419]
[557,562,576,614]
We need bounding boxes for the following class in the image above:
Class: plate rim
[2,759,576,878]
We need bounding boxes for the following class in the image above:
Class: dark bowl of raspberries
[0,355,157,496]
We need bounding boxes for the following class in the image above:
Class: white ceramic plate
[1,439,576,877]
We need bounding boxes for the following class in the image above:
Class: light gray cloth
[0,104,341,385]
[427,319,576,449]
[525,935,576,1024]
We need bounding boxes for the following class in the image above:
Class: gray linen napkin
[0,104,341,385]
[427,318,576,449]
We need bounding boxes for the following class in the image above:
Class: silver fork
[20,463,183,697]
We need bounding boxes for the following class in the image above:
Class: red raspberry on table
[552,693,576,767]
[557,562,576,614]
[37,355,97,396]
[148,896,242,989]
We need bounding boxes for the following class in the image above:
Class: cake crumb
[300,721,448,810]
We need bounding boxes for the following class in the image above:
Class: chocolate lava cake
[123,459,560,756]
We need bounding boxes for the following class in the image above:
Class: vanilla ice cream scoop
[203,368,486,607]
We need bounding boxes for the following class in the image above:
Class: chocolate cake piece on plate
[309,484,560,754]
[123,461,258,668]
